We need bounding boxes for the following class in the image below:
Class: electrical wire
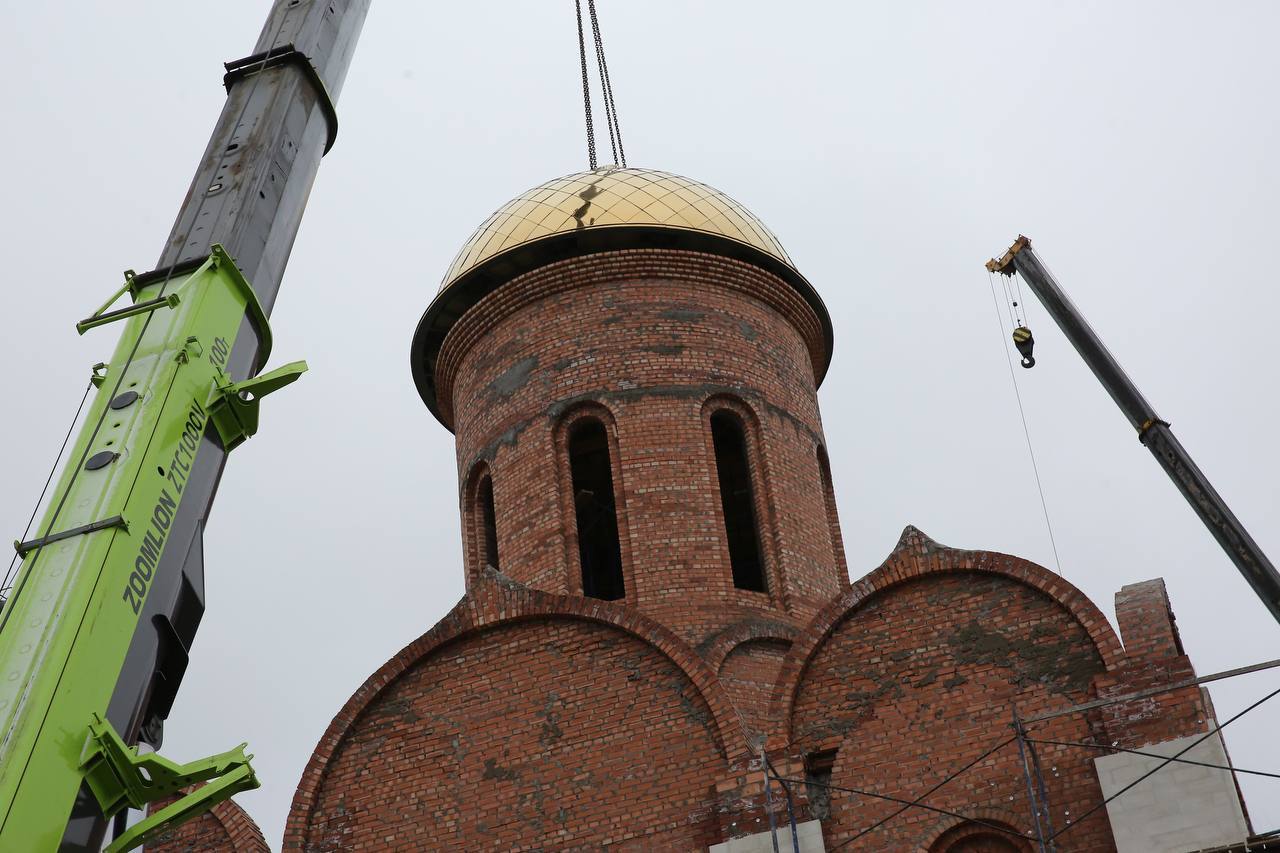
[987,271,1064,577]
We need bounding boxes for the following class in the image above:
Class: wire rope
[988,271,1064,576]
[586,0,625,167]
[574,0,598,170]
[1027,736,1280,780]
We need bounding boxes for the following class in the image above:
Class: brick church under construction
[155,168,1256,852]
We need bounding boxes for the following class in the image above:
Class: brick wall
[290,614,727,851]
[147,787,268,852]
[437,249,845,647]
[789,570,1114,850]
[280,535,1229,851]
[266,237,1234,851]
[718,638,791,743]
[1093,579,1208,750]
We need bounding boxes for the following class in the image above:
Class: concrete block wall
[1096,732,1249,852]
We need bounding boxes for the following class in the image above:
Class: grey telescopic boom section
[60,2,370,849]
[987,236,1280,625]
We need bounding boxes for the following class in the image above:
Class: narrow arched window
[569,420,625,600]
[478,475,499,571]
[711,411,766,592]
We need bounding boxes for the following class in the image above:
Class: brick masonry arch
[148,787,269,852]
[285,570,753,849]
[770,524,1125,740]
[697,616,800,671]
[916,808,1035,853]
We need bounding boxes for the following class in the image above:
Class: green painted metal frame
[0,245,296,849]
[81,713,258,852]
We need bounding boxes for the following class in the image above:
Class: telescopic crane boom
[987,236,1280,625]
[0,2,369,849]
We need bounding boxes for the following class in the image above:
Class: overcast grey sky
[3,0,1278,845]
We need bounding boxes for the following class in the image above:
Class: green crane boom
[0,3,369,849]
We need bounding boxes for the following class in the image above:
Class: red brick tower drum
[412,168,848,646]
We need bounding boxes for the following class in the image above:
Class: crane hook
[1012,326,1035,368]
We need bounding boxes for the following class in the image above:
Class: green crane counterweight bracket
[208,359,308,451]
[80,714,258,853]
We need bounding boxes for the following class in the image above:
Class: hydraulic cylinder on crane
[0,2,370,849]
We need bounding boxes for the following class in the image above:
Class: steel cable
[586,0,625,167]
[988,271,1065,577]
[574,0,598,169]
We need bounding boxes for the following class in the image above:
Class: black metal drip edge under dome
[410,225,835,431]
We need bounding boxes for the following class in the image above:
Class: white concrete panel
[1095,733,1249,853]
[710,818,826,853]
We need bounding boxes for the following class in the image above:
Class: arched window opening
[928,820,1031,853]
[478,475,499,571]
[569,420,625,600]
[711,411,766,592]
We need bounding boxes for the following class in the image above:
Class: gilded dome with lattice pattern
[440,167,796,292]
[413,166,831,427]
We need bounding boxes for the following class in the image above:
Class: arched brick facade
[718,638,792,743]
[772,525,1126,738]
[260,169,1238,851]
[922,810,1034,853]
[147,789,269,853]
[760,527,1134,851]
[285,574,753,850]
[697,617,800,671]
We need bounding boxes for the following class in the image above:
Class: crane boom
[0,2,370,849]
[987,236,1280,625]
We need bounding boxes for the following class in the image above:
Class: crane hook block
[1012,326,1036,368]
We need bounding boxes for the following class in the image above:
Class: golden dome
[440,167,796,292]
[414,165,832,429]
